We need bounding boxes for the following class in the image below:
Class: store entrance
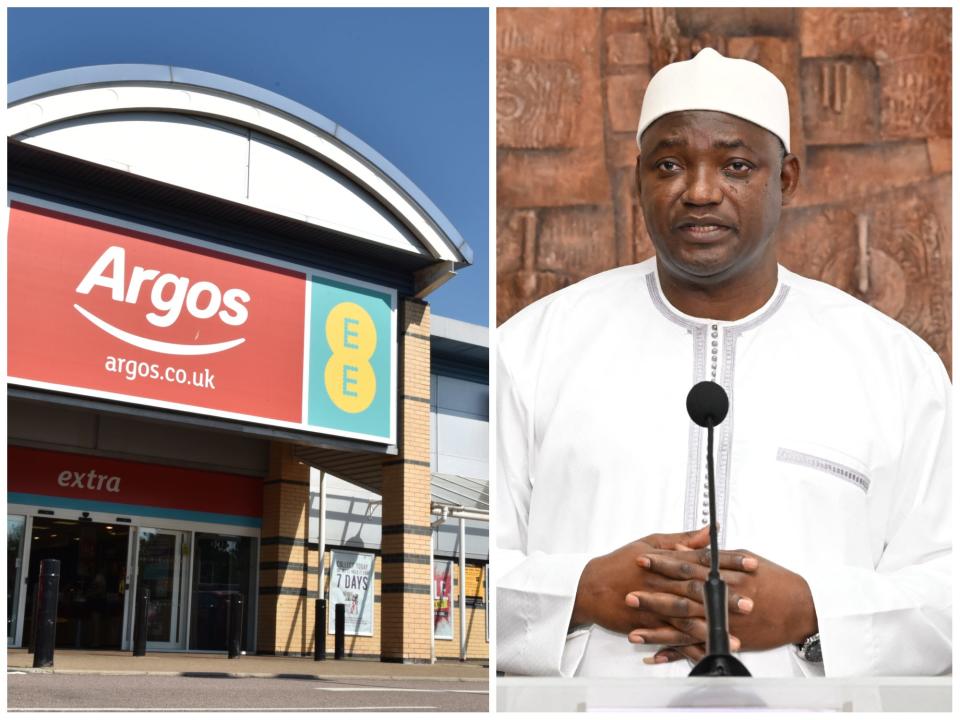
[130,528,187,649]
[23,519,129,649]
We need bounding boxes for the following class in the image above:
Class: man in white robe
[496,48,951,678]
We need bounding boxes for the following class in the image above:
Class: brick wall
[379,298,434,662]
[497,7,951,372]
[257,442,316,655]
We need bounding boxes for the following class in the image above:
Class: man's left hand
[628,547,818,661]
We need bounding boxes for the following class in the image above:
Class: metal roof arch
[7,64,472,273]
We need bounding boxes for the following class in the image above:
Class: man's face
[636,110,799,286]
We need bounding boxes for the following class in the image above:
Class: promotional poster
[433,560,453,640]
[328,550,375,637]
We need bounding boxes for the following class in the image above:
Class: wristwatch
[796,632,822,663]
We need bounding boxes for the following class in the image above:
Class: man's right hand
[570,527,714,633]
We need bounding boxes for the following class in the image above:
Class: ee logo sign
[324,302,376,413]
[308,277,391,441]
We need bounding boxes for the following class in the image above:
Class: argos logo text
[74,246,250,356]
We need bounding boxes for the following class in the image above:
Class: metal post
[315,468,328,663]
[429,507,448,665]
[334,603,345,659]
[314,598,326,661]
[459,516,467,662]
[32,559,60,668]
[430,524,436,664]
[316,468,327,594]
[132,585,148,656]
[227,593,243,658]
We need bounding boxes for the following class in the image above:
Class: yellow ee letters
[324,302,377,413]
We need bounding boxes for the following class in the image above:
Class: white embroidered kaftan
[496,258,951,678]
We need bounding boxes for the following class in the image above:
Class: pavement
[7,648,489,682]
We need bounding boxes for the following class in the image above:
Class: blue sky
[7,7,489,326]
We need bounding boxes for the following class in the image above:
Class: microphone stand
[689,416,751,677]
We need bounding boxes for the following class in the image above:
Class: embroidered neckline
[646,267,790,330]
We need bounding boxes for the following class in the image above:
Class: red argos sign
[8,201,306,426]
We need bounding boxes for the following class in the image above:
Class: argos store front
[8,446,261,651]
[7,66,472,659]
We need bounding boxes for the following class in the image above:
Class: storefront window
[189,534,254,651]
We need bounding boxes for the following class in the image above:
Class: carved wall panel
[498,58,582,149]
[800,59,880,146]
[496,7,951,372]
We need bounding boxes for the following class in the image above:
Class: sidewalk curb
[9,667,488,683]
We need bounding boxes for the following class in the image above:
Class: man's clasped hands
[570,526,818,664]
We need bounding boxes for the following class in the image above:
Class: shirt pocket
[775,444,871,496]
[730,438,874,570]
[768,440,874,567]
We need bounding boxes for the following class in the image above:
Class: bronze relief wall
[496,7,951,372]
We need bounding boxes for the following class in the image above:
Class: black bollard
[132,585,148,656]
[227,593,243,658]
[334,603,345,659]
[32,559,61,668]
[314,598,326,661]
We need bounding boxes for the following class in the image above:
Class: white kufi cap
[636,48,790,153]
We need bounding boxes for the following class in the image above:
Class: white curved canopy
[7,65,471,267]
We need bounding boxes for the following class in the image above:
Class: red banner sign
[8,202,306,424]
[8,446,262,519]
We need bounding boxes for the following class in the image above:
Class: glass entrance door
[7,516,26,645]
[132,528,186,649]
[22,518,129,649]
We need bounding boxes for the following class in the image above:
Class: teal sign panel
[306,276,394,442]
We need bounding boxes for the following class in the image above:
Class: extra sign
[8,446,263,527]
[7,201,396,444]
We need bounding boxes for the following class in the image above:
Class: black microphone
[686,380,729,428]
[685,381,751,677]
